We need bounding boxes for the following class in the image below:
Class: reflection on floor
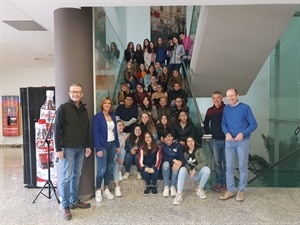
[1,146,300,225]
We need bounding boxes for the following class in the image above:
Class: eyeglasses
[69,91,82,94]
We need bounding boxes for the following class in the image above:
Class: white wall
[0,68,55,145]
[197,57,270,159]
[127,7,151,45]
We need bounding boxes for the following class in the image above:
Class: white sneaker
[103,189,114,200]
[137,172,142,180]
[196,187,207,199]
[170,186,176,197]
[119,171,123,181]
[115,186,122,197]
[123,172,130,180]
[173,193,183,205]
[163,186,169,197]
[95,189,102,202]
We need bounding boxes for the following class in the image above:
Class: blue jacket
[92,111,120,152]
[161,141,185,166]
[156,46,167,65]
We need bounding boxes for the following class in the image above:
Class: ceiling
[0,0,299,69]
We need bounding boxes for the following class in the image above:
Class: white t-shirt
[107,121,115,142]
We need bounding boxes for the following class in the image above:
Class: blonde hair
[138,111,157,134]
[100,97,113,112]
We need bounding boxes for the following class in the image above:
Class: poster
[2,96,20,136]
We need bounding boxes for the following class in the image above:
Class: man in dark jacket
[203,91,226,193]
[54,84,92,220]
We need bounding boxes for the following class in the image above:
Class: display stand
[32,115,60,204]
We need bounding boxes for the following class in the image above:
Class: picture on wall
[150,6,186,44]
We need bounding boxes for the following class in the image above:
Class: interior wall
[0,68,55,145]
[127,6,151,45]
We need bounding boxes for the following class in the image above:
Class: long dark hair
[128,124,143,147]
[140,96,153,112]
[185,135,200,153]
[142,132,157,155]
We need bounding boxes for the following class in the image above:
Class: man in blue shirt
[220,88,257,202]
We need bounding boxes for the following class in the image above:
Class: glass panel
[201,136,213,189]
[249,10,300,187]
[181,6,201,78]
[93,7,125,113]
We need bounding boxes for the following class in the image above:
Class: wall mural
[150,6,186,43]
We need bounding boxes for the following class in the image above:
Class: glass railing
[201,135,213,189]
[93,7,125,113]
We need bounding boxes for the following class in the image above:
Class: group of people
[54,68,257,220]
[203,89,257,203]
[123,33,193,91]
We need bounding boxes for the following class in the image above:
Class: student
[155,36,168,66]
[135,44,145,68]
[156,114,171,144]
[173,110,195,147]
[117,82,131,105]
[93,97,120,202]
[167,36,185,73]
[115,94,138,133]
[133,83,149,107]
[113,120,129,197]
[161,131,185,197]
[138,132,162,195]
[151,83,167,108]
[144,65,157,90]
[138,96,158,122]
[123,125,144,180]
[173,136,211,205]
[156,96,171,123]
[124,61,137,90]
[137,111,158,141]
[167,69,183,92]
[124,41,136,63]
[157,66,170,91]
[171,97,189,125]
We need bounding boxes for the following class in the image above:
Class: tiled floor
[1,146,300,225]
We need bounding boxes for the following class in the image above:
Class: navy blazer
[92,111,120,152]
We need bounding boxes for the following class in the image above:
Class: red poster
[2,96,20,136]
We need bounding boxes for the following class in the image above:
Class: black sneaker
[70,200,91,209]
[144,187,152,195]
[152,187,158,195]
[63,207,72,220]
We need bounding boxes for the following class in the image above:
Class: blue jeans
[96,141,116,188]
[162,161,179,187]
[141,169,160,186]
[61,147,85,208]
[113,147,126,182]
[212,139,226,186]
[124,152,140,173]
[177,166,211,192]
[225,139,250,192]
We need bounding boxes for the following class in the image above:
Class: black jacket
[54,100,92,151]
